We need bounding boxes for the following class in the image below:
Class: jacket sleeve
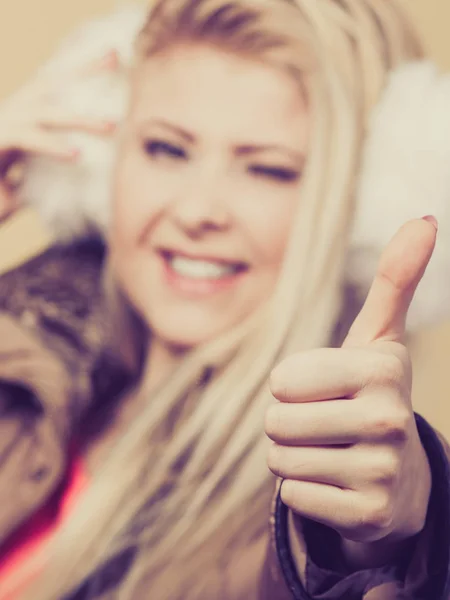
[260,413,450,600]
[0,240,133,548]
[0,314,75,545]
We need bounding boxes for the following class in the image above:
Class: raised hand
[265,217,437,565]
[0,50,119,222]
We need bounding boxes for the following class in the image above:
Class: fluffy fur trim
[18,5,147,239]
[18,8,450,331]
[347,61,450,330]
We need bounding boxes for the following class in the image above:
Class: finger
[270,346,384,403]
[281,480,383,541]
[269,443,399,489]
[13,130,79,161]
[266,386,410,446]
[344,217,437,347]
[265,399,362,445]
[38,112,117,135]
[77,49,120,77]
[0,181,16,222]
[268,444,357,488]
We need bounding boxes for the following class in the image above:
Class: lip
[157,247,249,270]
[158,250,249,298]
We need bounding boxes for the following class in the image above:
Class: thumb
[344,216,437,347]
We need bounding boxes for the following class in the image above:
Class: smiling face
[109,44,309,348]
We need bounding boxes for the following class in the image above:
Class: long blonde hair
[11,0,422,598]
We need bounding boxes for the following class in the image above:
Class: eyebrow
[141,119,305,165]
[236,144,305,166]
[141,119,195,143]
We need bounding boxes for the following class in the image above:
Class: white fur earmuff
[17,7,450,331]
[18,5,147,240]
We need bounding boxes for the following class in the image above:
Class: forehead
[130,44,309,147]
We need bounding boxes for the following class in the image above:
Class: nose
[169,167,231,236]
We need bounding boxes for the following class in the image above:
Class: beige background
[0,0,449,434]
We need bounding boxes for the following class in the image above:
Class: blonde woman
[0,1,448,599]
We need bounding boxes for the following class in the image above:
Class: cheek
[236,189,299,267]
[110,151,170,247]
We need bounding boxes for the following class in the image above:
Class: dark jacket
[0,238,449,599]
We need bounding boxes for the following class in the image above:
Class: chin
[148,310,235,350]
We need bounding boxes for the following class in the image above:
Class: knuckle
[363,407,410,443]
[350,494,394,538]
[267,443,283,476]
[264,404,283,440]
[363,495,394,532]
[368,451,400,484]
[373,353,405,387]
[273,385,292,401]
[269,370,287,399]
[269,366,300,401]
[384,408,410,442]
[270,351,311,400]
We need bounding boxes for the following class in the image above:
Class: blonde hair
[10,1,422,599]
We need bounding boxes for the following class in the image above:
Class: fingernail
[100,50,118,69]
[422,215,438,230]
[103,121,117,132]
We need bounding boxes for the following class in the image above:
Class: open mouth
[160,250,248,281]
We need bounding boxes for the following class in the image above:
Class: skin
[0,40,434,573]
[110,43,434,566]
[109,44,308,385]
[0,50,118,218]
[266,217,435,567]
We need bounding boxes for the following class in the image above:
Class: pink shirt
[0,455,88,599]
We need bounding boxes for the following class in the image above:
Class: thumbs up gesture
[265,217,437,559]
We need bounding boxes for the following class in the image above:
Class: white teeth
[169,256,236,279]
